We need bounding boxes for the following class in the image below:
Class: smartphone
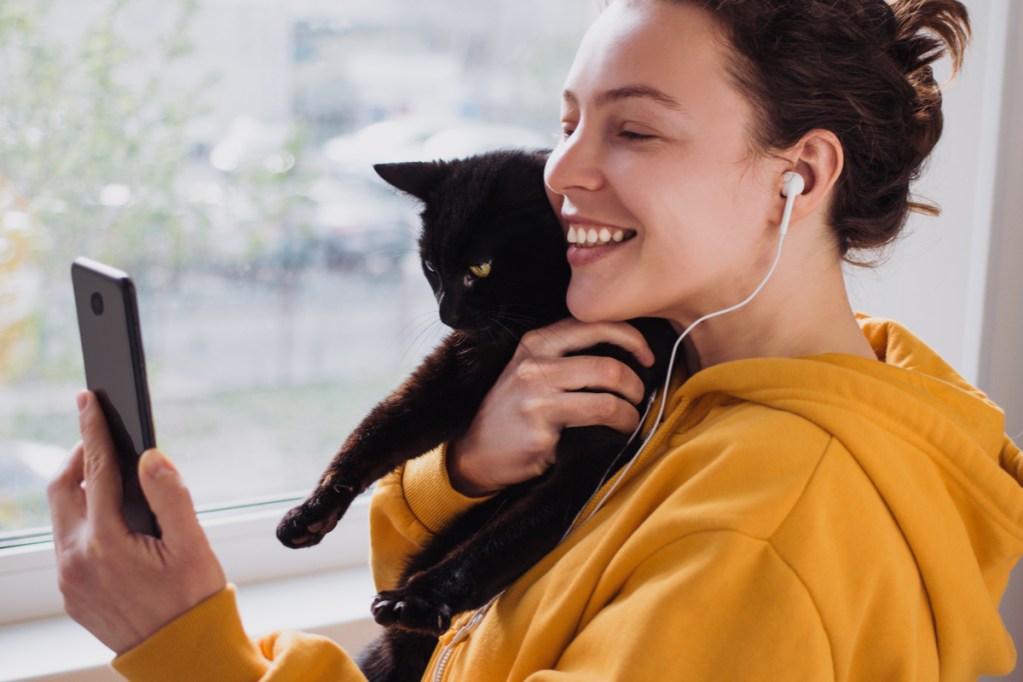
[71,257,160,537]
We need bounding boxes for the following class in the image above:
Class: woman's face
[545,0,787,326]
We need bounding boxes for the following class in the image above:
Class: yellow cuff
[113,586,268,682]
[402,444,493,533]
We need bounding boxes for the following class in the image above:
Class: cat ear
[374,161,449,201]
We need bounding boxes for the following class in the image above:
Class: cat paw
[371,589,453,635]
[276,506,338,548]
[276,487,356,548]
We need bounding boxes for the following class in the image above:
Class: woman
[49,0,1023,680]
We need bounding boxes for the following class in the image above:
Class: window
[0,0,597,621]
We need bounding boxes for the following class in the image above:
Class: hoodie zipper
[431,596,498,682]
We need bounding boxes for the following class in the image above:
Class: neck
[672,236,876,373]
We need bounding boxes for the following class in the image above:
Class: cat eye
[468,262,492,279]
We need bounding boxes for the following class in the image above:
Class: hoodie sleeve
[529,530,834,681]
[370,444,494,591]
[112,586,366,682]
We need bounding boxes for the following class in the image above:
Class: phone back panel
[72,258,158,535]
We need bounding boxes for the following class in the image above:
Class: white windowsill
[0,565,381,682]
[0,498,381,682]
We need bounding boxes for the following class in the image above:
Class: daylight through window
[0,0,597,541]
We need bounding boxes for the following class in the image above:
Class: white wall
[979,4,1023,457]
[980,2,1023,679]
[844,1,1006,388]
[840,2,1021,679]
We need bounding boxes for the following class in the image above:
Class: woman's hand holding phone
[47,390,227,654]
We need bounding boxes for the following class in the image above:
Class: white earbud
[779,171,804,236]
[782,170,805,198]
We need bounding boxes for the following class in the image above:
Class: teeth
[567,224,628,247]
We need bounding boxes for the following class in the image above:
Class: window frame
[0,495,371,626]
[0,0,597,631]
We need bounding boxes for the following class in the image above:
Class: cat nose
[438,297,461,328]
[439,307,462,329]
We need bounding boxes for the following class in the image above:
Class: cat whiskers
[399,312,446,365]
[489,318,524,345]
[490,308,555,341]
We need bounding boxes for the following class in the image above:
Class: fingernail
[142,449,176,479]
[77,391,89,413]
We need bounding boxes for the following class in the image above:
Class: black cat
[276,149,677,682]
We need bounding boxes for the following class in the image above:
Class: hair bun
[888,0,971,164]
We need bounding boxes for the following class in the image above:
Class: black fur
[277,149,677,682]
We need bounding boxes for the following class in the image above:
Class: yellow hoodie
[113,316,1023,681]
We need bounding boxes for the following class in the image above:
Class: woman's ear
[785,129,843,222]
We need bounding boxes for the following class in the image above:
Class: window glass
[0,0,596,538]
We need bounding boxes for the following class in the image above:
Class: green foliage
[0,0,215,281]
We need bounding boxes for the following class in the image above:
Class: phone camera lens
[90,292,104,315]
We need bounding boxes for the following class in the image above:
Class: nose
[439,297,460,328]
[544,128,603,197]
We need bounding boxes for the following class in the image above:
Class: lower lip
[566,241,629,267]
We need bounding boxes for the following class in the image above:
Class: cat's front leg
[369,427,624,633]
[277,334,499,549]
[277,479,358,548]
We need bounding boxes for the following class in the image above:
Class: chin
[566,291,634,324]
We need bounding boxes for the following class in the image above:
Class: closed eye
[619,130,655,141]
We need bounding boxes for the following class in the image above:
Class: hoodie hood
[675,315,1023,675]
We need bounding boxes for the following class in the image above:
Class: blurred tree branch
[0,0,215,283]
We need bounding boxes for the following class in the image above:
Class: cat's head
[375,149,570,338]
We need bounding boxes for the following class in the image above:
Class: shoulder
[632,399,843,539]
[633,397,912,575]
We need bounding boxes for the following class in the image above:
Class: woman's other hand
[447,318,655,496]
[47,390,227,654]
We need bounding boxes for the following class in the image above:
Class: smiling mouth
[566,224,637,247]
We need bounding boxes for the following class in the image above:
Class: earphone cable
[567,184,796,533]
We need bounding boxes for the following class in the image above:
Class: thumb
[138,449,203,547]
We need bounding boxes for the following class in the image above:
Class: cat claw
[371,590,453,635]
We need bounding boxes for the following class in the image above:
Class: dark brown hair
[681,0,971,260]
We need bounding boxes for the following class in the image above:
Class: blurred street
[0,262,445,529]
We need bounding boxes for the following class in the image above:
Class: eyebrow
[562,85,689,113]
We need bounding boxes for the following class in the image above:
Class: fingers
[519,319,655,368]
[77,391,129,536]
[526,354,648,406]
[47,442,87,547]
[137,450,206,551]
[537,389,643,435]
